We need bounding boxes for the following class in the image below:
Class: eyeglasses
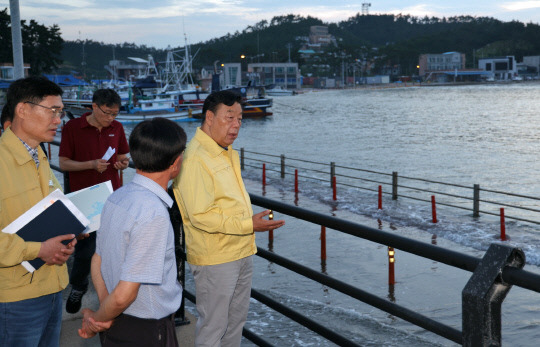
[25,101,65,119]
[97,104,119,118]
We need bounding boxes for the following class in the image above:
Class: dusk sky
[2,1,540,48]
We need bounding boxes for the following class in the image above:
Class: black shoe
[66,288,87,314]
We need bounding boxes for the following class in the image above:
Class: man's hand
[38,234,76,265]
[252,210,285,232]
[113,157,130,171]
[78,308,113,339]
[92,159,110,174]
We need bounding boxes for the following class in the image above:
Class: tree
[0,8,64,76]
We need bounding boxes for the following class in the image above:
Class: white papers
[102,146,116,161]
[2,189,90,272]
[67,181,113,234]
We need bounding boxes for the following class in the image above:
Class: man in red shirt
[59,88,129,314]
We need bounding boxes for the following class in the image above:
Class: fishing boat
[265,85,295,96]
[115,108,201,124]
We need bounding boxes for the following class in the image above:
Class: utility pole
[81,40,87,78]
[286,43,292,63]
[9,0,24,79]
[341,52,346,88]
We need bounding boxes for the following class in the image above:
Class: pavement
[60,309,196,346]
[58,270,196,347]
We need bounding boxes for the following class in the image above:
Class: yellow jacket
[0,128,67,302]
[173,128,255,266]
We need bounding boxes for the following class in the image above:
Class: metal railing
[248,194,540,346]
[240,148,540,225]
[45,142,540,346]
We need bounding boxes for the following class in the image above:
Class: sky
[2,1,540,49]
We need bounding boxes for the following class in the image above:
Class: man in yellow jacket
[173,90,285,346]
[0,76,77,346]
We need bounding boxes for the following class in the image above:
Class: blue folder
[17,200,86,271]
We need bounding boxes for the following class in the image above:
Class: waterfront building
[478,56,517,80]
[105,59,146,81]
[522,56,540,76]
[0,63,30,104]
[418,52,467,81]
[247,62,301,89]
[0,63,30,80]
[221,63,242,88]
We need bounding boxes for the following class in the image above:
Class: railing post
[392,171,398,200]
[500,208,506,241]
[280,154,285,179]
[332,176,337,201]
[294,169,298,193]
[174,225,190,326]
[473,184,480,217]
[462,244,525,346]
[240,148,245,170]
[388,247,395,285]
[431,195,437,223]
[330,162,335,187]
[320,226,326,261]
[268,210,274,243]
[262,163,266,186]
[63,172,71,194]
[378,185,382,210]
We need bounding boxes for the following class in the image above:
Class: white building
[522,56,540,75]
[247,62,301,89]
[418,52,466,77]
[0,63,30,80]
[221,63,242,88]
[478,56,517,80]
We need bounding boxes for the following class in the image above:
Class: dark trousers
[69,232,96,291]
[99,313,179,347]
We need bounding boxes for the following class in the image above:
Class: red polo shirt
[59,112,129,192]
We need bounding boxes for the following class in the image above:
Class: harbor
[5,2,540,345]
[42,84,540,346]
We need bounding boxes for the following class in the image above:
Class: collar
[131,173,173,208]
[193,127,230,158]
[1,128,48,166]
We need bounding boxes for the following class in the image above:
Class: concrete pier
[60,309,196,346]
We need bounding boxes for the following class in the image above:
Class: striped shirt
[96,174,182,319]
[17,137,39,168]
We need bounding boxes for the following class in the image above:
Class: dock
[60,309,196,346]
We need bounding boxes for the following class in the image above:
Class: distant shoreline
[297,79,540,92]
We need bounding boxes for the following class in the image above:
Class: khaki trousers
[190,256,253,347]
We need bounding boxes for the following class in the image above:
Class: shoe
[66,288,87,314]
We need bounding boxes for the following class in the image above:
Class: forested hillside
[4,9,540,79]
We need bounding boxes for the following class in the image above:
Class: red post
[388,247,395,285]
[119,170,123,187]
[262,163,266,186]
[378,185,382,210]
[500,208,506,241]
[294,169,298,193]
[320,226,326,261]
[431,195,437,223]
[47,143,51,160]
[332,176,337,201]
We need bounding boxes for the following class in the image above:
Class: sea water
[56,83,540,346]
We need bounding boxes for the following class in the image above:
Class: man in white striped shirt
[78,117,187,346]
